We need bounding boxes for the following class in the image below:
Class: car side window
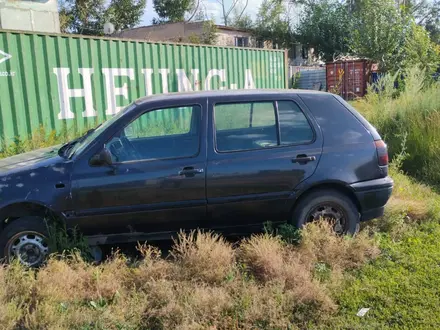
[215,102,277,152]
[277,101,314,145]
[108,105,201,162]
[214,100,313,153]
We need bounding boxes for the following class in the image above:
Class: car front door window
[107,105,201,163]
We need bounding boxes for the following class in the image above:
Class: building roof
[118,21,250,34]
[215,25,249,33]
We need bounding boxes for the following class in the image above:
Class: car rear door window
[277,101,314,145]
[214,102,278,152]
[214,100,313,152]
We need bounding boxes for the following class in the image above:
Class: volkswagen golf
[0,90,393,266]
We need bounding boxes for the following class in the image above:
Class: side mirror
[90,147,113,166]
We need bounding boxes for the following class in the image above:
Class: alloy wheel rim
[7,232,49,267]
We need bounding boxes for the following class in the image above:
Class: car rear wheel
[0,216,49,267]
[291,189,360,235]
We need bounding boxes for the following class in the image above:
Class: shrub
[46,221,93,261]
[264,221,302,245]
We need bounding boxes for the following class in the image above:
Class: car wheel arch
[0,201,61,232]
[290,181,361,216]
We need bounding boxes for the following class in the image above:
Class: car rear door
[206,93,323,230]
[69,100,208,236]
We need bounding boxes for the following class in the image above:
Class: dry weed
[36,252,130,303]
[178,285,232,328]
[171,230,235,284]
[0,265,26,330]
[132,244,173,286]
[141,279,185,329]
[0,224,381,329]
[239,234,285,282]
[299,221,380,270]
[0,261,35,302]
[224,280,299,329]
[238,233,338,316]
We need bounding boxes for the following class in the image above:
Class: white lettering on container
[176,69,200,92]
[204,69,226,90]
[102,68,135,115]
[53,68,96,119]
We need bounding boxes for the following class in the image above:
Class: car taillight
[375,140,389,166]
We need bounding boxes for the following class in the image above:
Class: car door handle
[291,155,316,164]
[178,167,204,177]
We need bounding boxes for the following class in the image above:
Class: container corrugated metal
[326,60,371,100]
[289,66,326,91]
[0,30,286,145]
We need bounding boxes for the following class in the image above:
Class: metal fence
[289,66,326,91]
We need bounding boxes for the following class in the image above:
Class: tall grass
[0,126,83,159]
[353,67,440,185]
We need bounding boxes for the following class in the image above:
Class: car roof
[134,89,331,105]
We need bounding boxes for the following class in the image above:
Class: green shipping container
[0,30,287,146]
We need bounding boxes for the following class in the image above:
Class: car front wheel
[291,189,360,235]
[0,216,50,267]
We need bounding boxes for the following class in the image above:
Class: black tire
[291,189,360,235]
[0,216,49,266]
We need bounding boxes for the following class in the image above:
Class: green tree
[106,0,147,31]
[59,0,106,35]
[425,19,440,44]
[297,1,350,61]
[216,0,249,26]
[349,0,410,71]
[230,11,253,30]
[59,0,146,35]
[188,20,219,44]
[255,0,292,49]
[153,0,199,23]
[397,0,440,43]
[421,1,440,44]
[403,22,440,75]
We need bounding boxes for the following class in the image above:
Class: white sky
[140,0,266,26]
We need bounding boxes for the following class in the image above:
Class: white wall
[0,0,60,33]
[216,29,254,47]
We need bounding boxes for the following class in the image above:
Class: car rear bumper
[350,176,394,222]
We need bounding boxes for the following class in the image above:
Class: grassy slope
[322,168,440,328]
[328,221,440,329]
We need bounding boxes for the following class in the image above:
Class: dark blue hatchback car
[0,90,393,266]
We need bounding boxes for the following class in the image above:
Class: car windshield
[66,104,136,159]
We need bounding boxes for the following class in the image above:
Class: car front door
[206,94,323,231]
[69,102,207,237]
